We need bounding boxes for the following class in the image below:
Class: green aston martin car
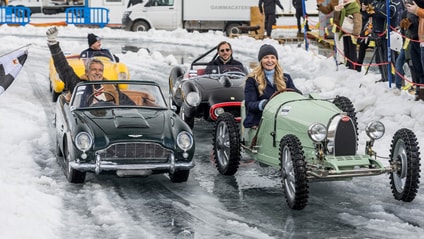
[212,90,421,210]
[54,80,195,184]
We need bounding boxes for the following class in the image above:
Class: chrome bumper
[70,154,195,174]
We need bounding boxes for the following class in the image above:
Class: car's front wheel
[389,128,421,202]
[63,143,86,184]
[169,170,190,183]
[280,135,308,210]
[213,112,240,175]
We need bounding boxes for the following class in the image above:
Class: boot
[419,88,424,101]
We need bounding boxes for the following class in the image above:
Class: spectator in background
[406,0,424,101]
[80,33,120,62]
[259,0,285,38]
[356,0,373,72]
[293,0,311,35]
[370,0,399,82]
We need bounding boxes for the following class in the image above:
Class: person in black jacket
[205,41,245,74]
[80,33,120,62]
[258,0,285,38]
[243,44,299,128]
[292,0,310,35]
[46,27,135,106]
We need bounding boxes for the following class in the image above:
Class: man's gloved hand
[46,27,58,45]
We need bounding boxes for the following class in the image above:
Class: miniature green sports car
[212,90,421,210]
[54,80,195,184]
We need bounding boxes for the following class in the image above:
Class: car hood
[191,76,245,103]
[76,108,168,143]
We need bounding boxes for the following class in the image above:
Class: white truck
[122,0,260,35]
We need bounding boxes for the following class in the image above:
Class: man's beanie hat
[87,33,101,47]
[258,44,278,61]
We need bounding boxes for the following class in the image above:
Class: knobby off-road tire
[63,143,86,184]
[213,112,241,175]
[169,170,190,183]
[280,135,308,210]
[389,128,421,202]
[333,95,358,132]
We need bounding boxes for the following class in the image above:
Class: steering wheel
[87,91,117,106]
[269,88,296,100]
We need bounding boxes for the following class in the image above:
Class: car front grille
[327,114,357,156]
[97,142,172,163]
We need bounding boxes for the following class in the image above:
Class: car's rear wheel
[280,135,308,210]
[63,143,86,184]
[169,170,190,183]
[213,112,240,175]
[389,128,421,202]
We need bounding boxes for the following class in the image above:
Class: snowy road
[1,27,423,239]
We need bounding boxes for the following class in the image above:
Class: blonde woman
[243,44,299,128]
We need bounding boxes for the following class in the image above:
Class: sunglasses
[220,48,231,53]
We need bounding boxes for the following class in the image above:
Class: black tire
[225,23,241,36]
[63,143,86,184]
[333,95,358,130]
[169,170,190,183]
[132,21,150,32]
[213,112,241,175]
[280,135,308,210]
[389,128,421,202]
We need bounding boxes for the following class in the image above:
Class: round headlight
[308,123,327,142]
[366,121,385,139]
[75,132,93,152]
[185,92,200,107]
[177,131,194,151]
[214,107,225,117]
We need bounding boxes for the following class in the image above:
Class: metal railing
[0,6,31,26]
[65,7,109,28]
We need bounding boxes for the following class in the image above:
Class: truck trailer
[122,0,260,35]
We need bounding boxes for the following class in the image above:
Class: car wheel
[63,143,86,184]
[213,112,240,175]
[279,135,308,210]
[333,95,358,132]
[389,128,421,202]
[169,170,190,183]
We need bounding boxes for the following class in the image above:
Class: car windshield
[70,81,167,109]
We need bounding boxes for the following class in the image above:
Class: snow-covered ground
[0,23,423,238]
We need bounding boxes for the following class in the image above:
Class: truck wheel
[225,23,241,36]
[169,170,190,183]
[132,21,150,32]
[279,135,308,210]
[63,143,86,184]
[213,112,240,175]
[389,128,421,202]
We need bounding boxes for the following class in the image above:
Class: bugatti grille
[327,115,357,156]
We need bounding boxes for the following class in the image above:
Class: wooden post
[250,6,264,39]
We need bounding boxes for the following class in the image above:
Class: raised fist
[46,27,58,45]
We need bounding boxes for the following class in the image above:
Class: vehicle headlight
[75,132,93,152]
[185,92,200,107]
[308,123,327,142]
[177,131,193,151]
[214,107,225,117]
[366,121,385,139]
